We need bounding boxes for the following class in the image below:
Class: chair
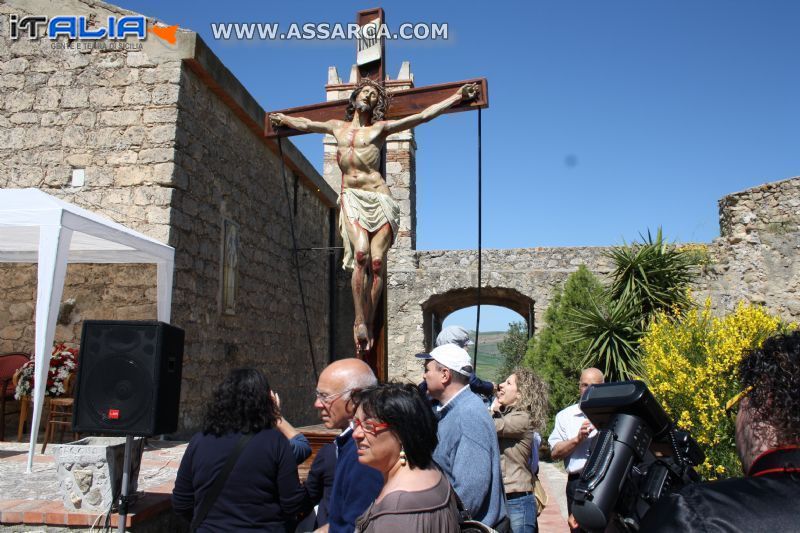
[40,372,78,452]
[0,352,30,441]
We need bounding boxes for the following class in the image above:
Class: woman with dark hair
[491,368,549,533]
[351,383,461,532]
[172,368,306,532]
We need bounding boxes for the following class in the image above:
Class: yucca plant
[571,296,644,381]
[606,228,696,321]
[572,228,699,381]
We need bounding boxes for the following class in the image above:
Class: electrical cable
[276,137,320,383]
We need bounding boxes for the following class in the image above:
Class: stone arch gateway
[422,287,535,351]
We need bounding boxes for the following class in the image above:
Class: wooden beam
[265,78,489,138]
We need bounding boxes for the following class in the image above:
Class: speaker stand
[117,435,134,533]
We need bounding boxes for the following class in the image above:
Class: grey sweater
[433,387,507,527]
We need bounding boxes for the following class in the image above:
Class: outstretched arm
[270,113,338,135]
[383,83,479,135]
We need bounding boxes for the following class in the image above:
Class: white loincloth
[339,188,399,271]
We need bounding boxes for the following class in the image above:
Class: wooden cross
[265,8,489,377]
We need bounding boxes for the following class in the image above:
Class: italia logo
[9,14,178,44]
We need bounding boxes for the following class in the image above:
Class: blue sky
[114,0,799,331]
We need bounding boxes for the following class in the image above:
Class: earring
[399,448,407,467]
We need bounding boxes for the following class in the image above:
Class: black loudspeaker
[73,320,185,436]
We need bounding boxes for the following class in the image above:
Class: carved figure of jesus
[271,80,478,356]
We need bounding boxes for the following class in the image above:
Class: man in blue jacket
[313,358,382,533]
[418,344,508,530]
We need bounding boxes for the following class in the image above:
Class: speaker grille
[82,354,153,429]
[73,320,184,436]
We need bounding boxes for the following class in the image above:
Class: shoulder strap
[190,433,255,532]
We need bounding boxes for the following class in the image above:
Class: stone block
[152,162,175,184]
[61,88,89,108]
[152,84,181,105]
[61,125,87,147]
[1,57,29,74]
[122,85,151,105]
[114,165,152,186]
[147,124,176,144]
[143,107,178,124]
[0,74,25,90]
[138,147,175,164]
[105,150,138,165]
[126,51,155,67]
[34,87,61,110]
[99,110,141,126]
[65,53,91,69]
[48,70,74,87]
[41,111,74,127]
[89,87,123,107]
[74,110,96,127]
[106,67,138,86]
[140,64,182,84]
[9,112,38,124]
[24,127,60,148]
[52,437,144,512]
[5,91,34,112]
[65,153,93,167]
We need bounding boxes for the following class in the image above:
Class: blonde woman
[491,368,549,533]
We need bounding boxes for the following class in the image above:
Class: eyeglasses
[353,418,391,435]
[724,385,754,418]
[315,389,351,405]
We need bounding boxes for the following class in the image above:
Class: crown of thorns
[353,78,390,104]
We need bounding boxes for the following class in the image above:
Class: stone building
[0,0,337,429]
[2,0,798,432]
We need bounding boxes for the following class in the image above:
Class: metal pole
[117,435,133,533]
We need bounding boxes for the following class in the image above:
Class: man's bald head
[320,358,378,391]
[314,358,377,430]
[579,367,604,399]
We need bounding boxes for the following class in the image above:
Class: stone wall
[701,176,800,320]
[385,177,800,384]
[0,0,338,432]
[0,264,157,353]
[169,62,332,429]
[386,247,614,382]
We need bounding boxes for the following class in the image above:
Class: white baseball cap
[416,343,473,376]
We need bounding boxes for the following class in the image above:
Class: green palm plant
[571,296,644,381]
[572,228,699,381]
[606,228,696,320]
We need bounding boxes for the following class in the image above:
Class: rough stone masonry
[1,0,798,431]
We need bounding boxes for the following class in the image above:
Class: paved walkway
[538,462,570,532]
[1,431,571,532]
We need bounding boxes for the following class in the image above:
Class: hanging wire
[277,137,319,382]
[473,108,483,368]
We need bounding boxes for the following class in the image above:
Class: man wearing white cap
[417,344,509,531]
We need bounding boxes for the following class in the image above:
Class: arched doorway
[421,287,535,351]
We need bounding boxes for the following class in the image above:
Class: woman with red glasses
[351,383,461,532]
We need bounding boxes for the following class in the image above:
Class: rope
[473,108,483,367]
[277,137,320,382]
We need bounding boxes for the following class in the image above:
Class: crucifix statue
[266,8,489,363]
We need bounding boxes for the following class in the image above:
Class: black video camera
[571,381,704,532]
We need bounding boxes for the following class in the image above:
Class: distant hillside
[468,330,507,382]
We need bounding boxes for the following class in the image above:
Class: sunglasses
[353,418,391,435]
[724,385,754,418]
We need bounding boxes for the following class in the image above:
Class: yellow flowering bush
[640,298,785,479]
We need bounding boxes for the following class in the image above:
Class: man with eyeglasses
[312,358,382,533]
[640,332,800,532]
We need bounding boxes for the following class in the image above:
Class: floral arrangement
[14,343,79,400]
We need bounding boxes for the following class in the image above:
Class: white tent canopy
[0,188,175,472]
